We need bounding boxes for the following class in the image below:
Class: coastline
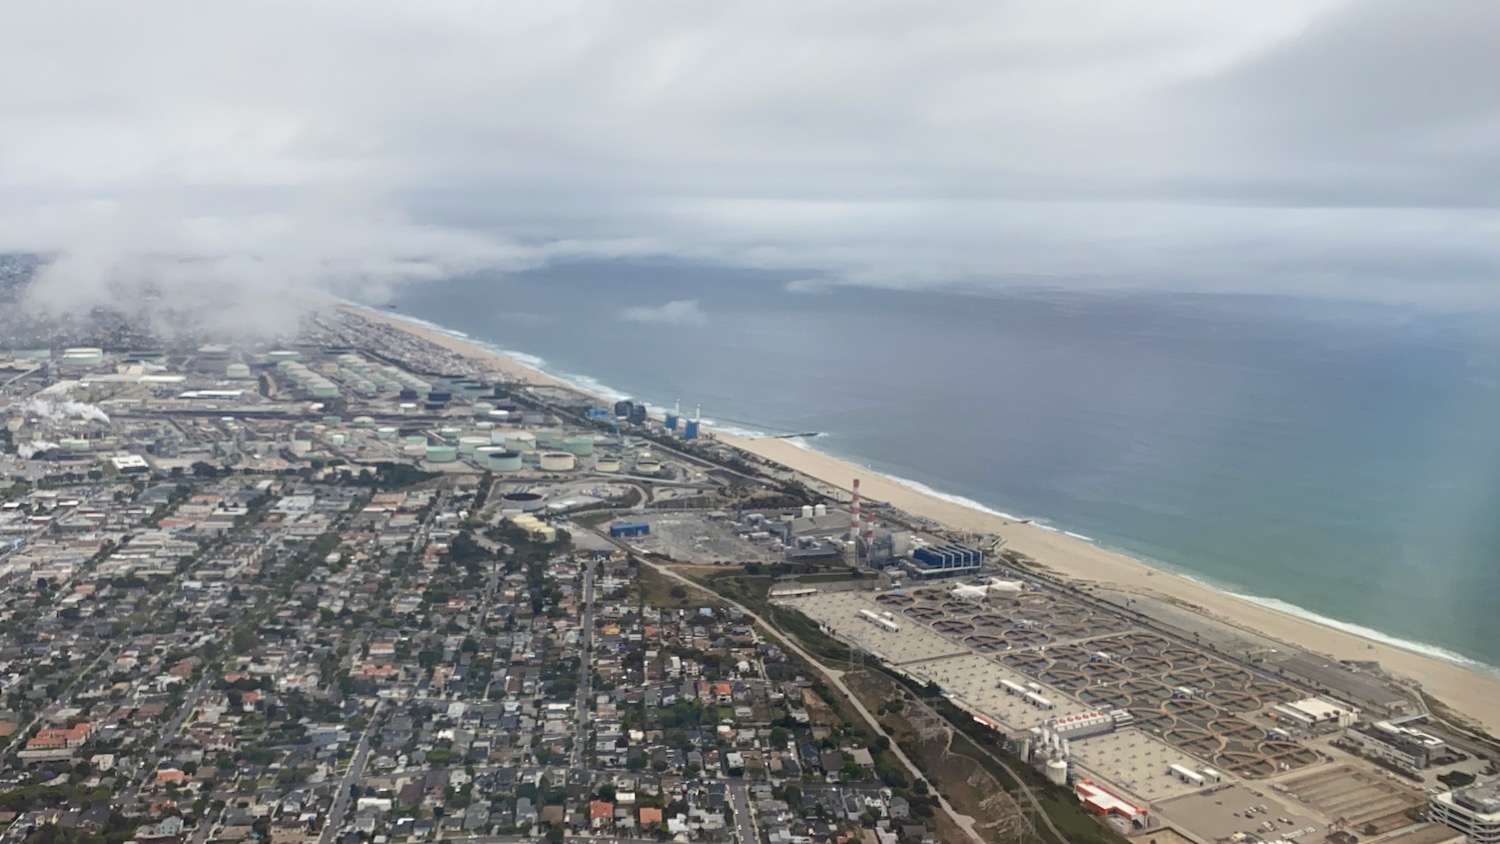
[343,303,1500,735]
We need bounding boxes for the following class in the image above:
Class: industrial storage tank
[539,451,576,471]
[401,443,426,458]
[500,491,545,511]
[458,435,490,455]
[438,426,462,439]
[484,450,523,472]
[634,453,662,474]
[375,427,398,440]
[802,505,814,518]
[267,349,301,364]
[815,504,828,517]
[352,416,375,429]
[226,363,252,379]
[425,444,459,463]
[502,431,536,451]
[596,457,621,473]
[560,436,595,457]
[1044,759,1069,786]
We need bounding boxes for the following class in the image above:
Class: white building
[1344,720,1445,770]
[1431,781,1500,844]
[1272,696,1359,730]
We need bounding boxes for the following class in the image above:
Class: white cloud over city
[4,0,1499,312]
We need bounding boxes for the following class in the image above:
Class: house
[590,800,615,829]
[640,807,663,828]
[515,797,537,826]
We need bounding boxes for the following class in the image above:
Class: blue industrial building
[609,521,651,538]
[683,420,700,440]
[664,413,679,431]
[906,542,984,578]
[587,408,612,421]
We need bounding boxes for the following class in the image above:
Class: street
[317,699,384,844]
[729,780,760,844]
[573,556,595,770]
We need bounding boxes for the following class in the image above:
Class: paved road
[318,699,385,844]
[729,780,760,844]
[639,560,986,844]
[118,671,215,804]
[574,556,596,770]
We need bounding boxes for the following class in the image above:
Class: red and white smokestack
[865,513,875,542]
[851,478,861,537]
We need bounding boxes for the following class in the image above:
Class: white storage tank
[539,451,577,471]
[815,503,828,517]
[596,457,621,473]
[801,505,814,518]
[226,363,252,379]
[375,427,398,441]
[458,435,490,455]
[426,444,459,463]
[1045,758,1068,786]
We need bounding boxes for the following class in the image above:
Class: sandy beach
[346,303,1500,735]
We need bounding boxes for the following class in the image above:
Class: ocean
[387,260,1500,671]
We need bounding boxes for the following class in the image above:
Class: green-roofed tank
[560,436,595,457]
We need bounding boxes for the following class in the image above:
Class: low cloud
[4,1,1500,317]
[620,299,708,326]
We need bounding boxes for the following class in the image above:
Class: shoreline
[343,302,1500,735]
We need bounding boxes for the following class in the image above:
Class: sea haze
[389,261,1500,670]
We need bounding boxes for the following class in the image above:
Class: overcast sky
[4,0,1499,317]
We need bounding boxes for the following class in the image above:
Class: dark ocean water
[387,261,1500,670]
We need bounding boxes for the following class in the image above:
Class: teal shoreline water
[368,304,1500,677]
